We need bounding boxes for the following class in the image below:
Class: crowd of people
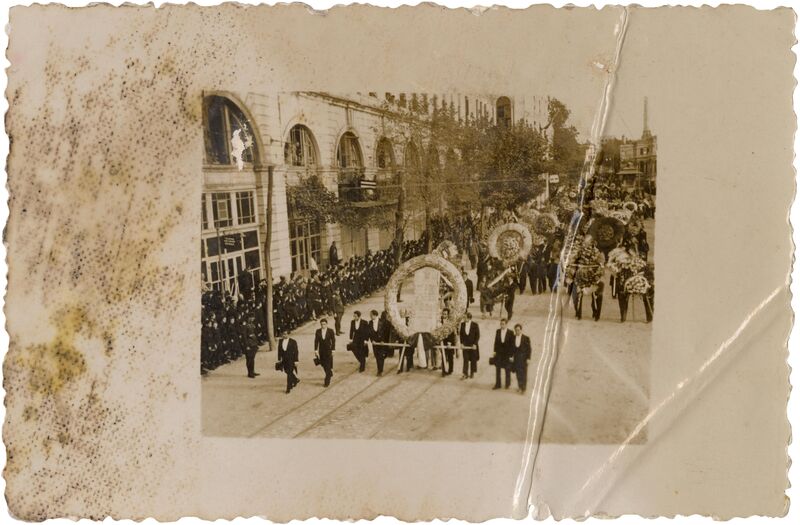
[563,181,656,323]
[201,238,426,374]
[201,180,656,379]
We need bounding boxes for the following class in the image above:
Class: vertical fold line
[511,7,632,518]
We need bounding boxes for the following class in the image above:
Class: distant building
[617,98,657,193]
[591,98,657,193]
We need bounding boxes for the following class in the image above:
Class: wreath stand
[628,292,653,322]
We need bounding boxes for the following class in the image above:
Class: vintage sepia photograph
[200,91,657,443]
[3,3,795,521]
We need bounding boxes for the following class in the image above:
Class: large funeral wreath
[488,223,534,263]
[588,216,625,251]
[383,254,468,341]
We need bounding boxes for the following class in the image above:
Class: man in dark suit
[331,290,345,335]
[349,310,370,372]
[242,314,260,378]
[459,311,480,379]
[314,318,336,387]
[276,333,299,394]
[438,309,457,377]
[237,267,255,301]
[516,258,529,294]
[463,271,474,308]
[503,272,518,320]
[492,318,513,390]
[511,323,532,393]
[329,241,340,267]
[368,310,386,376]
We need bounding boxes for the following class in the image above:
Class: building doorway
[289,217,322,275]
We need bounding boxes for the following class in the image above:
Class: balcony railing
[338,169,399,205]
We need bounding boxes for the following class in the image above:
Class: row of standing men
[272,310,533,396]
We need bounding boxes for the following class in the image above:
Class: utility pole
[263,166,276,352]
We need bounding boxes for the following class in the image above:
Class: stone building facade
[201,91,551,293]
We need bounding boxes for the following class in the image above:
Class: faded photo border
[1,0,799,523]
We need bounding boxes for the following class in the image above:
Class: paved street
[203,221,654,443]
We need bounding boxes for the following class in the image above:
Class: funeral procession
[201,92,656,443]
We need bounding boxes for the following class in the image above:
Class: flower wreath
[518,208,540,231]
[383,254,468,341]
[623,201,639,213]
[608,209,632,225]
[534,212,560,236]
[606,248,646,276]
[588,216,625,251]
[624,273,651,294]
[488,223,534,263]
[564,239,605,288]
[434,240,458,261]
[590,199,610,216]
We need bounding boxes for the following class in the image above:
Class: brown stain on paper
[3,5,214,519]
[13,307,90,396]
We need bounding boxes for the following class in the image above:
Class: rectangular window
[205,97,230,165]
[245,249,261,275]
[212,192,232,228]
[236,191,255,224]
[206,237,219,257]
[243,230,259,249]
[201,194,209,230]
[340,137,358,168]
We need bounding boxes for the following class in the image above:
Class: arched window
[496,96,512,128]
[336,131,364,202]
[425,144,441,175]
[284,125,318,167]
[376,137,395,169]
[336,131,363,169]
[404,142,421,173]
[204,95,256,166]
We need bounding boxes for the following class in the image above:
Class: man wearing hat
[242,314,260,379]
